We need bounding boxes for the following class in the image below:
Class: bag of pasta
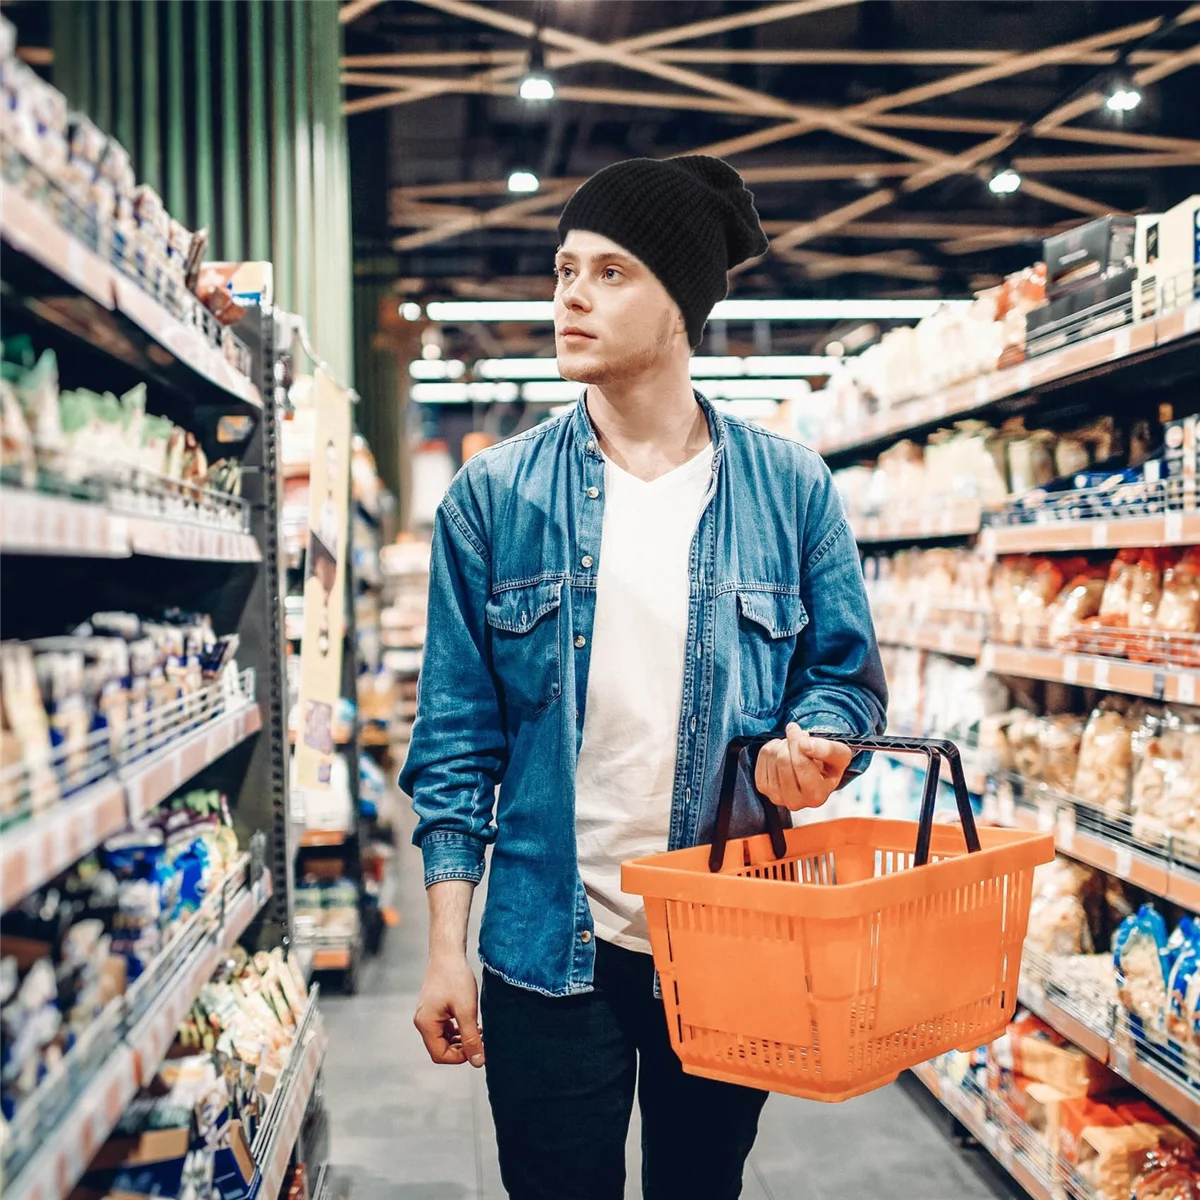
[1075,698,1135,813]
[1156,549,1200,668]
[1040,713,1085,792]
[1048,571,1108,650]
[1008,710,1046,780]
[1128,550,1172,662]
[1017,558,1067,648]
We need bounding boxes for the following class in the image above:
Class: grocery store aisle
[318,798,1015,1200]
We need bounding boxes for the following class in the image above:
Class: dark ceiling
[346,0,1200,315]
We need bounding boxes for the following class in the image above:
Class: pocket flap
[485,579,563,633]
[736,589,808,639]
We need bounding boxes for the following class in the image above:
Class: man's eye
[555,266,573,281]
[603,268,620,281]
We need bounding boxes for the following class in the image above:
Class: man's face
[554,230,685,386]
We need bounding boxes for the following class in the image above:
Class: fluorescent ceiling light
[522,381,581,404]
[425,299,966,323]
[409,360,465,381]
[743,355,839,375]
[712,399,780,420]
[710,299,967,320]
[411,382,519,403]
[398,302,423,321]
[477,357,561,379]
[702,379,813,400]
[507,169,540,194]
[474,355,839,381]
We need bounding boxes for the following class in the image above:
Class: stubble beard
[558,310,675,388]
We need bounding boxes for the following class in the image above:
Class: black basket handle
[707,733,981,873]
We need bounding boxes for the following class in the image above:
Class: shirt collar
[571,388,725,467]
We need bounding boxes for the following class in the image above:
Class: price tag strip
[1,778,126,911]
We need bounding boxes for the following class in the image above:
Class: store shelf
[126,515,261,562]
[982,509,1200,555]
[0,490,129,556]
[0,185,260,408]
[0,487,261,561]
[981,642,1200,704]
[310,947,353,971]
[123,697,262,821]
[3,868,272,1200]
[874,619,984,659]
[4,1044,140,1200]
[252,993,328,1200]
[299,829,350,849]
[1011,799,1200,913]
[1017,960,1200,1138]
[910,1064,1050,1200]
[815,304,1193,461]
[0,776,125,910]
[852,503,982,544]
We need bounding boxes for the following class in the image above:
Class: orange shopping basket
[622,734,1054,1102]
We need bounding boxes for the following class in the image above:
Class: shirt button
[587,487,599,499]
[581,555,594,569]
[690,715,697,733]
[586,440,596,452]
[580,930,592,944]
[574,634,587,649]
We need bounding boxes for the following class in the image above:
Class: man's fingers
[787,724,851,773]
[456,1007,486,1068]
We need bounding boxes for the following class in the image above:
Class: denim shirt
[398,394,887,997]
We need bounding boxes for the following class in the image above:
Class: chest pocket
[485,580,564,716]
[736,588,808,719]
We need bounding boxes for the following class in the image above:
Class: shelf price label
[1177,674,1198,706]
[1093,659,1110,690]
[1165,512,1184,544]
[1063,658,1080,685]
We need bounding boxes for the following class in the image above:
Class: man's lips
[559,328,595,340]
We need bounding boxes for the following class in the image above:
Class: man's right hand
[414,953,485,1068]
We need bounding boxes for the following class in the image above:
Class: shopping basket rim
[621,817,1053,920]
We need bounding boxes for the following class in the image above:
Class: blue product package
[1115,905,1173,1050]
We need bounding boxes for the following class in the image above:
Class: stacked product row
[819,196,1199,445]
[0,20,326,1188]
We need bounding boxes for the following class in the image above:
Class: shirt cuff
[420,830,487,889]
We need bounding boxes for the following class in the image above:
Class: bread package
[1040,714,1085,792]
[1075,700,1135,813]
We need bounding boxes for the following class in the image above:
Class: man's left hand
[754,723,853,812]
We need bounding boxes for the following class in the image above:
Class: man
[399,156,888,1200]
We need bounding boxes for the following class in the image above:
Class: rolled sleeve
[421,830,488,888]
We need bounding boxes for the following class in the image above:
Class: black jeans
[480,938,769,1200]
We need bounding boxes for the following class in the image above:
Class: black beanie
[556,156,769,348]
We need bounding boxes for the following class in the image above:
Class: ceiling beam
[392,187,577,252]
[647,48,1173,66]
[338,0,386,24]
[342,72,753,115]
[868,112,1200,154]
[380,1,1197,258]
[780,248,943,282]
[767,11,1200,253]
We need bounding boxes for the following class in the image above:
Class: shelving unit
[910,1064,1053,1200]
[1017,951,1200,1137]
[820,299,1200,463]
[833,213,1200,1196]
[1,140,323,1198]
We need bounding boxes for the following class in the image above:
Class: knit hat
[557,156,769,348]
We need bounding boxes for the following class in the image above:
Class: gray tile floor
[320,806,1019,1200]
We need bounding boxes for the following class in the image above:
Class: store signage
[295,368,352,792]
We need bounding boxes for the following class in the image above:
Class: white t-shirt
[574,442,715,952]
